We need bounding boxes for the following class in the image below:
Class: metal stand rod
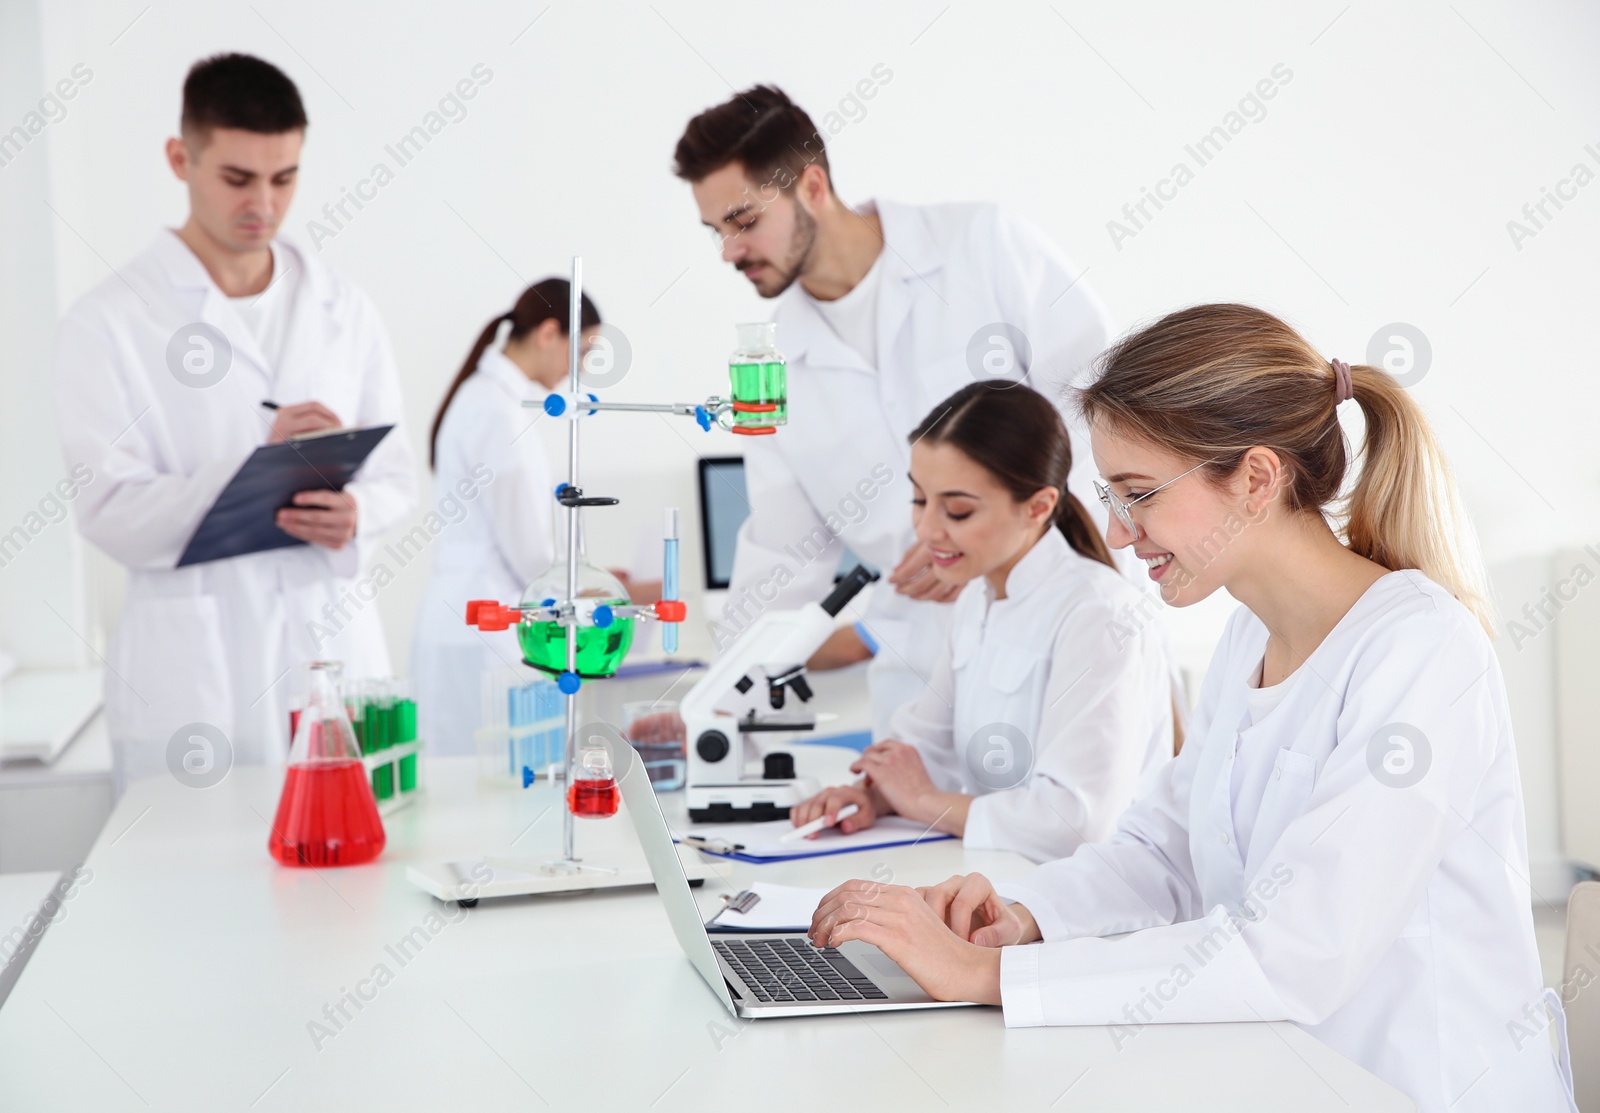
[561,255,582,865]
[558,399,707,415]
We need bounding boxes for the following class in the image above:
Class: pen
[683,835,744,853]
[260,400,280,411]
[780,803,859,843]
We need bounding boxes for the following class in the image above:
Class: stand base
[406,845,714,902]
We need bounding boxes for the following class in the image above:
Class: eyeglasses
[1094,460,1215,539]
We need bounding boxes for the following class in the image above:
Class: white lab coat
[888,528,1173,862]
[53,231,417,793]
[995,571,1576,1113]
[725,199,1121,738]
[411,348,560,753]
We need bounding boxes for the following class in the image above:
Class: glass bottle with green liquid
[728,322,786,432]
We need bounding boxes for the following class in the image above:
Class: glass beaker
[269,661,386,867]
[517,560,636,678]
[729,322,787,431]
[623,700,687,791]
[567,727,620,818]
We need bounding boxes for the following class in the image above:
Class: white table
[0,709,114,873]
[0,749,1414,1111]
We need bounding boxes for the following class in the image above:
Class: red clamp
[653,599,687,622]
[465,599,521,631]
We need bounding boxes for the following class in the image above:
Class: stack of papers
[674,815,954,862]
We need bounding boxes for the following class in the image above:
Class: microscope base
[686,777,820,824]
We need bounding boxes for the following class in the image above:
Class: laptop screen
[607,728,737,1013]
[696,455,874,591]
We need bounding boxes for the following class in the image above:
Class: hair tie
[1330,358,1353,404]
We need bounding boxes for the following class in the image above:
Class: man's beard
[753,203,818,298]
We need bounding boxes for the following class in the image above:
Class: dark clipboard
[176,424,394,568]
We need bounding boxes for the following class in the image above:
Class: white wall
[12,0,1600,874]
[0,0,87,669]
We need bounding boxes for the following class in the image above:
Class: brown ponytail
[909,380,1115,570]
[1055,490,1116,569]
[1076,303,1494,634]
[429,278,601,468]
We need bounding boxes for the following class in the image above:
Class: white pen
[780,803,860,843]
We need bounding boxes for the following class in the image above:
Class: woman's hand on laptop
[808,879,1002,1005]
[917,873,1040,947]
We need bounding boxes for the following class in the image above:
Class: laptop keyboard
[713,937,889,1003]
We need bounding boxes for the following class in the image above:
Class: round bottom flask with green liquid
[517,560,635,678]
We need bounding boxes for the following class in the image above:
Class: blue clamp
[592,605,614,628]
[694,405,712,432]
[543,395,566,417]
[522,765,536,788]
[541,597,556,608]
[557,670,581,695]
[584,392,599,415]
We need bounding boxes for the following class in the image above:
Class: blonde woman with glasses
[808,304,1576,1113]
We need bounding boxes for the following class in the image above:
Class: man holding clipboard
[52,55,416,793]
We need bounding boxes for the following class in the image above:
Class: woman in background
[411,279,599,753]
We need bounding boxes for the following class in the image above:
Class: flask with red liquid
[566,730,619,818]
[269,661,387,867]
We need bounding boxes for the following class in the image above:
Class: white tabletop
[0,749,1414,1112]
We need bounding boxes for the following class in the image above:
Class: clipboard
[675,816,955,863]
[177,424,393,567]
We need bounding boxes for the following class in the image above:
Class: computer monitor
[696,456,868,591]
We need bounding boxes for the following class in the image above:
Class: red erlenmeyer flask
[269,661,387,867]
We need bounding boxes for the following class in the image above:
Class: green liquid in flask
[729,360,787,428]
[518,604,636,678]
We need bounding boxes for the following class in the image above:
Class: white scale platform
[406,791,716,901]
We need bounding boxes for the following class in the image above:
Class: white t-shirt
[228,242,299,375]
[808,250,884,368]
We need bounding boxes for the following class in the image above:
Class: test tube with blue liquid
[662,507,680,654]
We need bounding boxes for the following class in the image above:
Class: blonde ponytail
[1077,304,1496,637]
[1341,364,1494,634]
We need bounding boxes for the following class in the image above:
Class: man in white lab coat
[674,84,1119,736]
[53,54,416,793]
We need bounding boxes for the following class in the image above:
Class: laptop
[613,735,982,1019]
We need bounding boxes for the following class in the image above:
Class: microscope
[682,565,879,822]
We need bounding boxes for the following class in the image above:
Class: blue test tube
[662,507,680,654]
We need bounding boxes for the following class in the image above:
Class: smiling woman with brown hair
[790,379,1177,864]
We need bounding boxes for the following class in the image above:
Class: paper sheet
[705,882,830,932]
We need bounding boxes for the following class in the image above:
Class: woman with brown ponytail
[790,380,1178,864]
[410,279,600,753]
[809,305,1576,1113]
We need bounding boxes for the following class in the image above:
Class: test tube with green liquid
[394,677,418,793]
[364,681,394,800]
